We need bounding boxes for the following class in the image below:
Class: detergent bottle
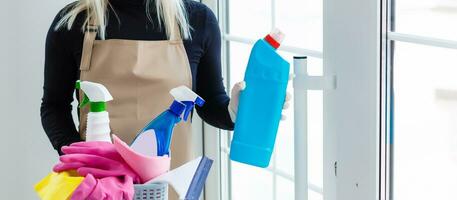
[76,80,113,142]
[130,85,205,157]
[230,29,290,168]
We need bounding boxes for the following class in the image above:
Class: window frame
[383,0,457,200]
[323,0,383,199]
[202,0,457,199]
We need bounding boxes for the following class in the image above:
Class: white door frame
[323,0,382,199]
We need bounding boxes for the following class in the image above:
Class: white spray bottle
[76,80,113,143]
[130,85,205,157]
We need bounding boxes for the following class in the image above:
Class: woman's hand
[228,81,292,123]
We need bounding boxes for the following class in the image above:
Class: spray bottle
[76,80,113,143]
[230,29,290,168]
[130,85,205,157]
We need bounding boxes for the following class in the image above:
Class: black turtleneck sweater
[41,0,233,154]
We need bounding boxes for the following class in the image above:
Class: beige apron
[78,21,193,199]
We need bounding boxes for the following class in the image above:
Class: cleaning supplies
[145,156,213,200]
[53,141,140,183]
[130,85,205,157]
[75,80,113,142]
[52,141,140,200]
[34,170,84,200]
[113,134,171,183]
[71,174,135,200]
[230,29,290,168]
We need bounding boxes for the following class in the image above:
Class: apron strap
[170,22,183,43]
[80,18,98,71]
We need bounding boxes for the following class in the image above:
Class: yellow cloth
[34,170,84,200]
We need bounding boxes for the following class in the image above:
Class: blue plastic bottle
[133,100,186,156]
[230,29,290,168]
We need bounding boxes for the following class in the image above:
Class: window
[203,0,457,199]
[388,0,457,199]
[394,0,457,41]
[218,0,323,200]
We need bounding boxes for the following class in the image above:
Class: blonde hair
[55,0,190,40]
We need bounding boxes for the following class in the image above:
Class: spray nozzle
[169,86,205,121]
[76,80,113,112]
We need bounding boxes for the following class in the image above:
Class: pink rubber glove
[60,141,123,161]
[71,174,134,200]
[53,141,140,183]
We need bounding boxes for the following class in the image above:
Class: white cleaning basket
[133,183,168,200]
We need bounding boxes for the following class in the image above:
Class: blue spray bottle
[130,86,205,157]
[230,29,290,168]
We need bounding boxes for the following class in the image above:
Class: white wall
[0,0,72,199]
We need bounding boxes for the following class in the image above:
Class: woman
[42,0,234,158]
[41,0,289,194]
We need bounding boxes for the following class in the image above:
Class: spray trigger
[76,81,90,108]
[169,86,205,121]
[182,101,194,121]
[80,95,90,108]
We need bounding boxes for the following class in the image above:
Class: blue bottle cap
[169,100,186,116]
[195,97,205,107]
